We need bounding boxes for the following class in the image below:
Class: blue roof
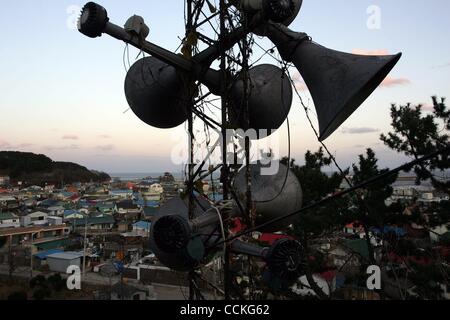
[110,189,133,194]
[133,221,151,230]
[371,226,407,237]
[64,209,79,217]
[39,199,59,207]
[34,249,64,260]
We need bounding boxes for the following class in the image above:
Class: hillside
[0,151,110,185]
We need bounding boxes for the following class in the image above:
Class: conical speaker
[124,56,190,129]
[265,23,402,141]
[229,64,293,136]
[231,238,303,280]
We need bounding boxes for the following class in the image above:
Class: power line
[214,145,450,246]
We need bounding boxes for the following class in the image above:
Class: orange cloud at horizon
[380,76,411,88]
[352,49,390,56]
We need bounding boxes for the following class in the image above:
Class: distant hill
[0,151,110,185]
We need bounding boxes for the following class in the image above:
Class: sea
[109,172,184,181]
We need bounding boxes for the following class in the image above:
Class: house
[110,189,133,199]
[97,202,115,215]
[344,222,365,237]
[143,206,159,220]
[55,191,74,201]
[430,224,449,243]
[132,221,151,237]
[0,196,19,210]
[115,200,141,214]
[110,281,156,300]
[48,216,63,226]
[117,222,130,233]
[115,200,142,222]
[38,198,58,208]
[33,249,64,267]
[0,224,71,248]
[0,212,20,229]
[47,251,83,273]
[72,215,115,232]
[139,184,164,201]
[20,211,49,227]
[0,176,10,186]
[47,206,65,217]
[64,209,84,220]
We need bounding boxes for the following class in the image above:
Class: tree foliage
[0,151,111,184]
[281,148,350,237]
[380,97,450,193]
[351,148,398,227]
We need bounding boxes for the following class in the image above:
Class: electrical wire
[213,145,450,247]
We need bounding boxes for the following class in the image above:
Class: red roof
[69,194,81,201]
[259,233,293,245]
[320,270,337,282]
[229,218,246,234]
[387,252,432,266]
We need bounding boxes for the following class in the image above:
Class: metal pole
[218,0,231,301]
[187,0,198,301]
[82,213,88,279]
[30,232,35,279]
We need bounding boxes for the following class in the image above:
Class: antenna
[77,0,402,300]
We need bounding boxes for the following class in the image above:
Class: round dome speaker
[125,56,190,129]
[233,162,302,232]
[229,64,293,138]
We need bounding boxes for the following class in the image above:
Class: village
[0,172,449,300]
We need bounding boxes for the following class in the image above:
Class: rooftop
[47,251,83,260]
[0,212,18,220]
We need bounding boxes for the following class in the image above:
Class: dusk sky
[1,0,449,173]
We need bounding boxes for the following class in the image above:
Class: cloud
[96,144,115,152]
[62,134,79,140]
[0,141,36,150]
[380,76,411,88]
[98,134,111,139]
[352,49,390,56]
[431,62,450,69]
[18,143,35,148]
[0,139,11,149]
[45,144,80,151]
[342,127,380,134]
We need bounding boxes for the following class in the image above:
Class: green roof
[144,206,158,216]
[72,215,115,227]
[0,212,17,220]
[35,238,71,251]
[343,239,369,259]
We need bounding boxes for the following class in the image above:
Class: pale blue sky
[0,1,449,172]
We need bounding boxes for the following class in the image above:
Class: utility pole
[218,0,231,300]
[82,213,88,279]
[30,232,37,279]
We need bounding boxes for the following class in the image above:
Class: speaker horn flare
[265,23,402,141]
